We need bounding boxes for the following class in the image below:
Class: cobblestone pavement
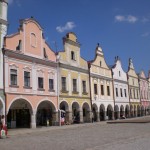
[1,118,150,150]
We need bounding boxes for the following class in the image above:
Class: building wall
[4,18,58,128]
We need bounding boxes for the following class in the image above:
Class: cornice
[90,73,113,81]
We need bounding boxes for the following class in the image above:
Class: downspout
[88,62,92,121]
[111,70,116,119]
[2,47,7,124]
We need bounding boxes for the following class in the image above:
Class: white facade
[111,56,130,118]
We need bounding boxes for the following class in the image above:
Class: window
[132,79,134,85]
[130,89,132,98]
[133,89,135,98]
[16,40,22,51]
[31,33,36,47]
[124,89,127,97]
[49,79,54,91]
[73,79,77,92]
[62,77,66,91]
[38,77,43,89]
[94,84,97,94]
[71,51,75,60]
[82,81,86,93]
[107,86,110,96]
[101,85,104,95]
[43,48,48,58]
[137,89,139,99]
[120,88,123,97]
[10,69,17,85]
[116,88,118,97]
[100,61,102,67]
[119,71,121,77]
[24,71,30,87]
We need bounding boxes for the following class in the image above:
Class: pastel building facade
[127,58,140,117]
[138,71,150,116]
[89,44,114,121]
[0,0,8,115]
[111,57,130,119]
[3,18,58,128]
[58,32,91,124]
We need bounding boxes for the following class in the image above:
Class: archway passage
[125,105,129,118]
[100,104,105,121]
[36,101,56,127]
[60,101,69,123]
[82,102,90,123]
[137,105,141,117]
[141,105,145,116]
[114,105,119,120]
[92,104,98,122]
[7,99,33,128]
[107,105,113,120]
[72,102,80,123]
[120,105,124,118]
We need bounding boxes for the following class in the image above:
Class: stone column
[31,110,36,129]
[52,111,59,126]
[68,111,73,124]
[80,111,83,123]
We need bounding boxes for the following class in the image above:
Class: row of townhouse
[0,0,150,128]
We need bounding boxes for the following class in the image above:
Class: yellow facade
[58,32,91,124]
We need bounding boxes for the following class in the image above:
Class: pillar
[31,110,36,129]
[80,111,83,123]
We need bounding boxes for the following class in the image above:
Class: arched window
[31,33,36,47]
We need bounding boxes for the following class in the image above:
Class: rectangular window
[137,89,139,99]
[94,84,97,94]
[38,77,43,89]
[133,89,136,99]
[120,88,123,97]
[73,79,77,92]
[62,77,66,91]
[107,86,110,96]
[10,69,17,85]
[71,51,75,60]
[49,79,54,90]
[101,85,104,95]
[82,81,86,93]
[43,48,48,58]
[24,71,30,87]
[116,88,118,97]
[124,89,127,97]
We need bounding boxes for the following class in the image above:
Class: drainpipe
[56,53,61,126]
[2,47,7,124]
[88,62,93,122]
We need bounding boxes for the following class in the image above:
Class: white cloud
[56,22,76,33]
[141,32,149,37]
[115,15,138,23]
[8,0,21,7]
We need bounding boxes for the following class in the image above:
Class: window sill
[23,86,32,89]
[61,90,69,93]
[49,89,55,92]
[38,88,45,91]
[72,91,79,94]
[9,85,19,88]
[82,92,88,95]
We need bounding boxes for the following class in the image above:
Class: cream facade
[127,58,140,117]
[4,18,58,128]
[58,32,91,124]
[111,56,130,119]
[0,0,8,116]
[89,44,114,121]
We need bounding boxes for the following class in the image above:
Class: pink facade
[3,18,58,128]
[138,71,150,115]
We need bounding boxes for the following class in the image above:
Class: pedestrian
[1,115,7,136]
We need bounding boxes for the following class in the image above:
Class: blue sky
[7,0,150,75]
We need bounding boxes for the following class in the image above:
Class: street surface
[0,119,150,150]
